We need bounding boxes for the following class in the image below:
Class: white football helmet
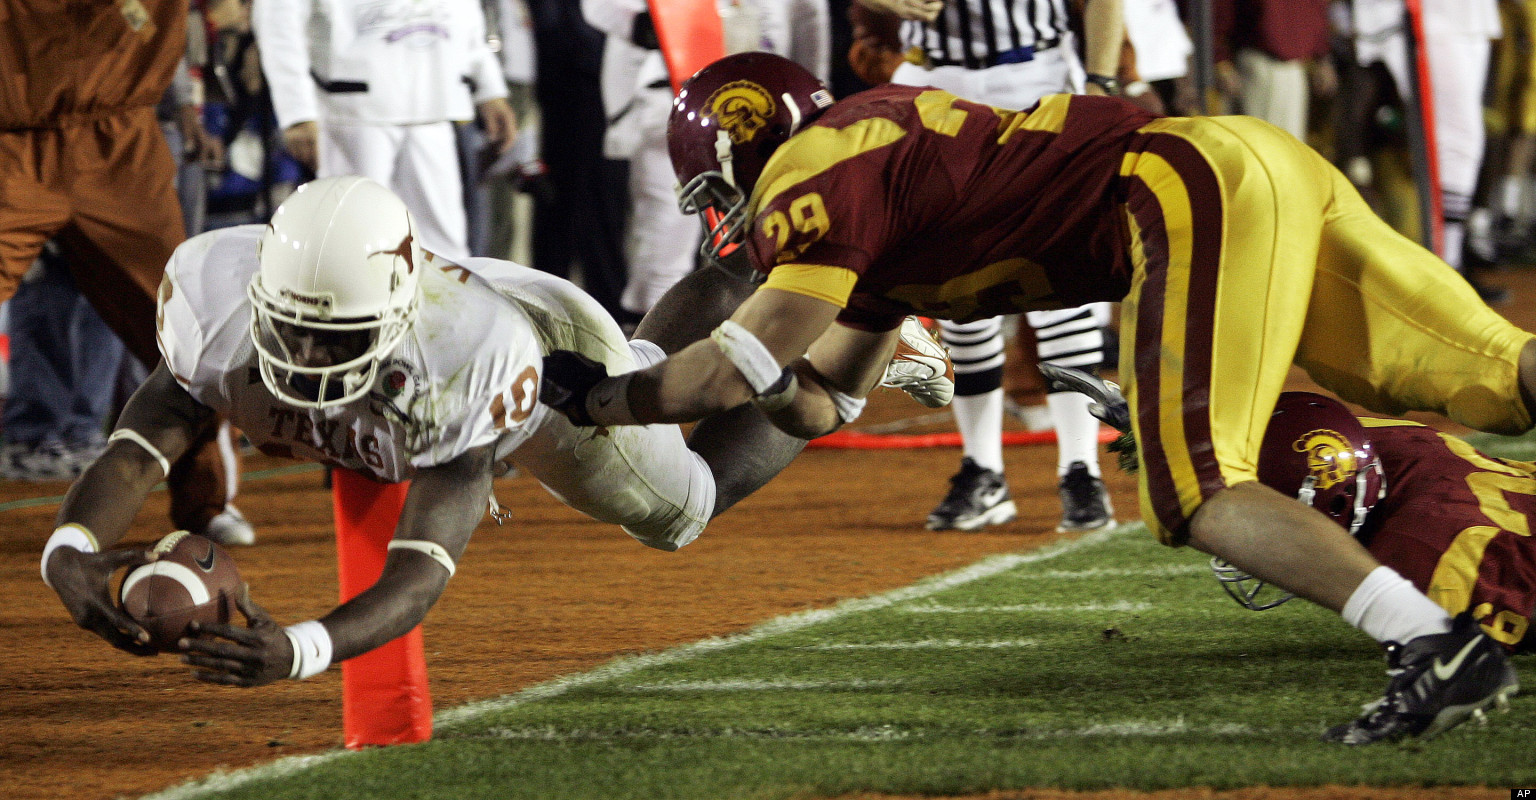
[248,176,423,408]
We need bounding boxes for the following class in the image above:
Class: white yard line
[1007,564,1208,580]
[137,524,1140,800]
[461,719,1261,743]
[801,639,1040,650]
[900,601,1151,613]
[624,678,902,692]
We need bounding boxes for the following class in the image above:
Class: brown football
[118,531,242,652]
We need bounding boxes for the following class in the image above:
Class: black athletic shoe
[1057,461,1116,533]
[926,457,1018,531]
[1323,614,1520,745]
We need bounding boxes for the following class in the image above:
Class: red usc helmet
[1213,392,1388,610]
[668,52,835,263]
[1257,392,1386,535]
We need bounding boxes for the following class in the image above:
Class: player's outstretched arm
[546,287,852,431]
[45,363,218,655]
[180,446,496,687]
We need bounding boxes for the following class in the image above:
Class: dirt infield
[5,266,1534,800]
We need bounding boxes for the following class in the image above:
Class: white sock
[1441,220,1466,271]
[1501,176,1523,220]
[952,389,1005,473]
[1341,566,1453,644]
[1047,391,1102,476]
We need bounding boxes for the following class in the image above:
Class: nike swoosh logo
[194,542,217,572]
[904,355,951,380]
[1431,636,1482,681]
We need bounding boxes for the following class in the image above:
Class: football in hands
[118,531,242,651]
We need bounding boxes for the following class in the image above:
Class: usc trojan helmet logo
[705,80,777,145]
[1291,428,1358,491]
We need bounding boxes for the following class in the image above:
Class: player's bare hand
[48,546,161,656]
[476,97,519,156]
[180,584,292,688]
[178,106,227,170]
[539,350,610,427]
[281,121,319,172]
[858,0,942,22]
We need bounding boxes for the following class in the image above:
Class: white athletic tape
[387,539,457,577]
[283,620,333,680]
[40,523,99,589]
[109,428,172,478]
[710,320,785,395]
[627,339,667,369]
[827,388,866,424]
[120,561,212,606]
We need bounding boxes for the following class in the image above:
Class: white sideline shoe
[203,504,256,547]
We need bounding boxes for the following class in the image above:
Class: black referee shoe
[926,458,1018,531]
[1323,613,1519,745]
[1057,461,1116,533]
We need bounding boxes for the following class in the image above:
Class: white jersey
[253,0,509,130]
[155,227,717,550]
[159,226,545,482]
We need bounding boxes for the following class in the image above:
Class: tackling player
[540,52,1532,743]
[38,176,814,687]
[1212,392,1533,656]
[1047,370,1529,737]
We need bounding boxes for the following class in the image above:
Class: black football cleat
[1323,613,1520,745]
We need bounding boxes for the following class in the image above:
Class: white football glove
[881,316,955,408]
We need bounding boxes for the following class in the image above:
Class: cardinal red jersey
[746,88,1159,331]
[1361,419,1536,652]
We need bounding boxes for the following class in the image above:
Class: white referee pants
[318,120,470,262]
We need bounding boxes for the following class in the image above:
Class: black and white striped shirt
[902,0,1071,70]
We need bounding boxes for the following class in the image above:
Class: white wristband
[827,388,867,424]
[585,372,640,426]
[42,524,99,589]
[283,620,333,680]
[108,428,172,478]
[387,539,457,577]
[711,320,785,394]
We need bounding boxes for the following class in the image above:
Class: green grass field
[139,449,1536,800]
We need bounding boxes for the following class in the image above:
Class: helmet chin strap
[714,129,736,189]
[782,92,801,133]
[1348,461,1386,535]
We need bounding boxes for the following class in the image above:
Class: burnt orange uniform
[0,0,186,358]
[0,0,227,529]
[1361,419,1536,652]
[749,87,1534,544]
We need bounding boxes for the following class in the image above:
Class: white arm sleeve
[466,1,511,104]
[253,0,320,130]
[581,0,649,38]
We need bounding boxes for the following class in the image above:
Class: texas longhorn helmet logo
[1291,428,1359,491]
[705,80,777,145]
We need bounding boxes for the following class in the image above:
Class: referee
[855,0,1126,534]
